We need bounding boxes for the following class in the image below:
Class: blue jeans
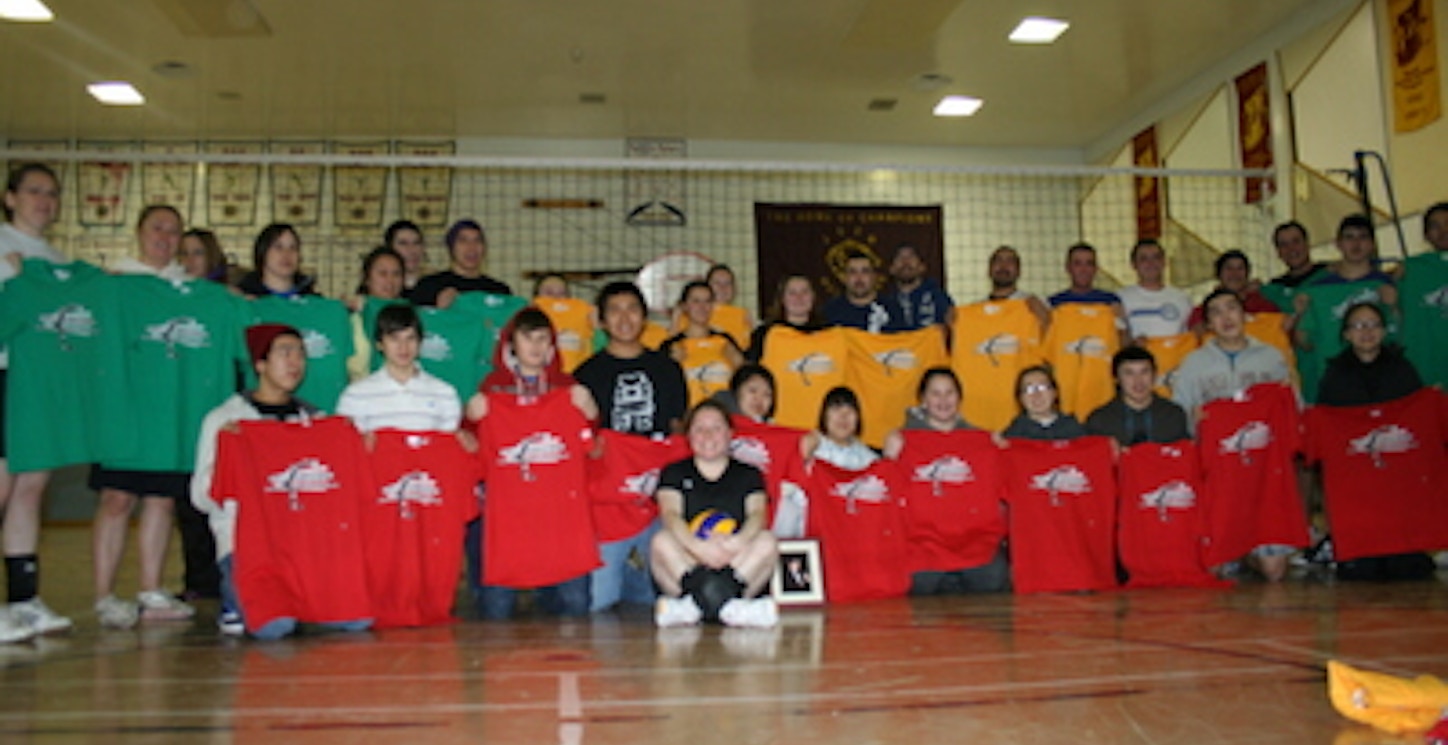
[218,554,240,617]
[465,517,592,619]
[589,521,660,612]
[477,576,591,620]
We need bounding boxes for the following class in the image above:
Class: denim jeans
[476,575,591,620]
[589,521,660,612]
[909,546,1012,595]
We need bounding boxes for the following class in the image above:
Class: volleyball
[689,509,739,538]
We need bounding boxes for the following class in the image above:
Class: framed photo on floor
[771,539,824,606]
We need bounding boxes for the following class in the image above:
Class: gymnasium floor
[1,527,1445,744]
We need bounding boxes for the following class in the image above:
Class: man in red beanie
[190,323,320,635]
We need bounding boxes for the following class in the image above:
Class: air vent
[867,98,898,112]
[914,73,953,91]
[152,60,195,79]
[579,93,607,105]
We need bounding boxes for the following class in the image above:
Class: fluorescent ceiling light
[87,82,145,106]
[933,95,983,117]
[1009,17,1070,44]
[0,0,54,22]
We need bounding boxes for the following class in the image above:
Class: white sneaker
[95,595,139,629]
[137,590,195,621]
[719,597,779,628]
[217,610,244,637]
[8,598,72,635]
[654,596,703,628]
[0,606,39,644]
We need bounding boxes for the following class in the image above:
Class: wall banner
[753,204,944,319]
[1388,0,1441,133]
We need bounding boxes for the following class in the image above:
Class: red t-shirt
[1117,441,1222,588]
[802,459,911,602]
[214,417,374,632]
[586,431,690,542]
[729,415,806,521]
[364,430,481,628]
[1001,436,1118,594]
[895,430,1007,573]
[1197,382,1309,566]
[1304,389,1448,561]
[477,389,599,587]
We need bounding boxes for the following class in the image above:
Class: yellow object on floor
[1327,660,1448,735]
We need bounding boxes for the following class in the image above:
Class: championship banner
[142,142,198,220]
[206,141,263,227]
[1235,63,1274,204]
[396,141,454,228]
[1132,127,1162,240]
[333,141,389,229]
[1388,0,1441,133]
[77,141,135,227]
[753,204,944,316]
[269,141,324,225]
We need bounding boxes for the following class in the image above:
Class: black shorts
[0,369,7,459]
[88,465,190,499]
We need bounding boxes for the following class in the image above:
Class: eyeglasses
[1347,321,1383,331]
[1021,383,1053,395]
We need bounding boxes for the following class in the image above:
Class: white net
[3,146,1279,313]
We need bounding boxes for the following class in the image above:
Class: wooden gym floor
[1,526,1445,744]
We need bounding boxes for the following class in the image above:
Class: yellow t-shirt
[668,332,739,407]
[950,299,1044,431]
[1142,333,1199,397]
[534,297,596,374]
[676,305,750,348]
[761,326,849,432]
[845,327,949,448]
[639,320,671,351]
[1043,304,1121,417]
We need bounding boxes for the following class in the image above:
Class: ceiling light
[0,0,54,22]
[1009,17,1070,44]
[933,95,982,117]
[87,82,145,106]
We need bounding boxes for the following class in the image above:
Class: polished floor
[1,527,1446,744]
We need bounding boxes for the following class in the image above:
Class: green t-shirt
[98,275,249,472]
[248,295,353,411]
[414,304,490,402]
[451,291,528,380]
[1398,251,1448,389]
[1260,265,1327,312]
[0,260,132,472]
[1295,278,1393,403]
[359,296,411,371]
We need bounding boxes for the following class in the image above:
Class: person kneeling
[651,401,779,628]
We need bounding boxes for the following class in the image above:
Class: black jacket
[1316,345,1422,406]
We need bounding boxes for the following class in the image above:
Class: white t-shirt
[335,366,462,433]
[1117,284,1192,338]
[0,224,63,283]
[0,224,66,368]
[110,256,190,282]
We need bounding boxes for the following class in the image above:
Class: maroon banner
[1132,127,1162,241]
[753,204,944,317]
[1235,63,1274,204]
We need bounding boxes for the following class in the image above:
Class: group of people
[0,157,1443,643]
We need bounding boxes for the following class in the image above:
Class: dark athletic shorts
[88,465,190,500]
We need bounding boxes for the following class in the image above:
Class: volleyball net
[2,144,1279,313]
